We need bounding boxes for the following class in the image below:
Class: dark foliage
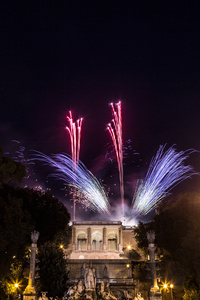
[0,146,26,185]
[0,183,71,298]
[133,221,155,255]
[37,242,68,298]
[0,185,70,244]
[133,193,200,298]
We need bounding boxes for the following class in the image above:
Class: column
[23,231,39,300]
[72,226,76,250]
[87,227,91,250]
[103,227,107,250]
[147,231,162,300]
[147,231,157,289]
[118,226,122,251]
[148,242,157,288]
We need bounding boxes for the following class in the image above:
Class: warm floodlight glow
[126,264,130,268]
[170,284,174,288]
[163,284,168,289]
[127,245,131,250]
[14,283,19,288]
[60,245,63,249]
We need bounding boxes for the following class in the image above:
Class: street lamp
[163,283,167,300]
[170,284,174,300]
[14,282,19,299]
[127,245,131,250]
[126,264,131,278]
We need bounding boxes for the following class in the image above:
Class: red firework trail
[107,101,124,219]
[66,111,83,220]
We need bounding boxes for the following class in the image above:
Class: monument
[23,231,40,300]
[65,221,137,299]
[84,263,96,290]
[147,231,162,300]
[66,262,118,300]
[38,292,48,300]
[134,292,144,300]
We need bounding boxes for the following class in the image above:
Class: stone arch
[107,231,118,250]
[92,231,103,250]
[77,231,87,250]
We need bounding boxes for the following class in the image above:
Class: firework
[133,145,197,215]
[33,152,110,214]
[66,111,83,167]
[107,101,124,218]
[66,111,83,220]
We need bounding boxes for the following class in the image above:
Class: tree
[37,242,68,298]
[133,221,155,256]
[0,185,71,244]
[0,145,26,185]
[0,148,71,298]
[0,187,33,280]
[183,278,200,300]
[155,194,200,276]
[0,260,27,300]
[0,184,71,298]
[133,193,200,298]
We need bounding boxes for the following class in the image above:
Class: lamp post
[14,283,19,299]
[163,284,167,300]
[126,263,131,277]
[170,284,173,300]
[127,245,131,250]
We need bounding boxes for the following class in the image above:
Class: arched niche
[92,231,103,250]
[107,231,118,250]
[77,231,87,250]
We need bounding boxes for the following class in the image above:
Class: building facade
[69,221,124,259]
[66,221,138,295]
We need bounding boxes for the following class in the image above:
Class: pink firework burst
[66,111,83,220]
[107,101,125,220]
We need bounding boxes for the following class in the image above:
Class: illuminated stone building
[66,221,139,294]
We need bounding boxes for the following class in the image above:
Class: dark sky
[1,1,200,215]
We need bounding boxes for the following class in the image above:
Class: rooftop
[73,221,122,225]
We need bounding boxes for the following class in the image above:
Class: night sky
[1,2,200,220]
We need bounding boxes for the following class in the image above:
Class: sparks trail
[105,139,141,167]
[66,111,83,220]
[33,151,110,215]
[8,140,34,181]
[66,111,83,167]
[107,101,124,219]
[133,145,197,215]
